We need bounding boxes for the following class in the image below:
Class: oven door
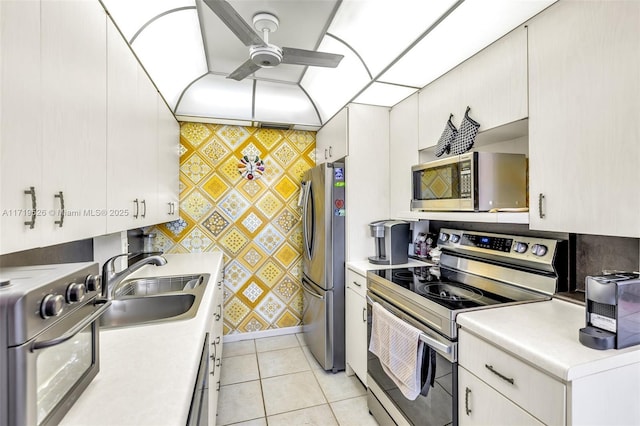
[366,292,458,426]
[7,300,109,426]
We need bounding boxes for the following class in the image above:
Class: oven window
[417,163,460,200]
[36,324,93,425]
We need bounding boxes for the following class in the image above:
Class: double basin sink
[99,273,210,328]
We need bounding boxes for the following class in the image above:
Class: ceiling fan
[203,0,344,81]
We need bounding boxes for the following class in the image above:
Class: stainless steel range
[366,228,564,426]
[0,262,109,426]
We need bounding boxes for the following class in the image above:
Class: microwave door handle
[367,294,452,355]
[31,301,111,352]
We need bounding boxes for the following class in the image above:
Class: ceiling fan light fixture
[250,44,283,67]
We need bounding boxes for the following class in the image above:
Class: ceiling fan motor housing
[250,44,283,67]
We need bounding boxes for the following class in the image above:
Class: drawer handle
[485,364,515,385]
[54,191,64,227]
[538,193,545,219]
[214,304,222,321]
[465,387,472,415]
[133,199,139,219]
[353,280,362,287]
[24,186,37,229]
[362,307,366,322]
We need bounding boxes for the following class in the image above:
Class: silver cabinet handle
[141,199,146,218]
[216,381,221,391]
[324,148,328,159]
[485,364,515,385]
[214,304,222,321]
[329,146,333,157]
[24,186,37,229]
[538,193,545,219]
[168,202,173,215]
[362,307,366,322]
[353,280,362,287]
[54,191,64,227]
[133,199,139,219]
[465,387,472,415]
[215,358,221,367]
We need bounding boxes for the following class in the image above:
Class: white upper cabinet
[40,0,108,245]
[157,97,180,223]
[0,0,43,254]
[389,93,419,218]
[527,0,640,237]
[316,107,348,164]
[418,26,527,150]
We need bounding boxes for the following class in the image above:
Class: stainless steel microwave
[411,152,527,212]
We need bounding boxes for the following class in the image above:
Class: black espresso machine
[579,272,640,350]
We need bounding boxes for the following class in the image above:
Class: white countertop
[457,299,640,381]
[60,252,224,426]
[347,258,433,276]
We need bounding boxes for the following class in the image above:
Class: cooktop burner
[370,266,515,310]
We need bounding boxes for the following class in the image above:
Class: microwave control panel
[459,160,472,199]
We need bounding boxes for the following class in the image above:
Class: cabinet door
[345,285,367,385]
[156,97,180,223]
[0,0,43,254]
[209,275,224,420]
[528,1,640,237]
[317,107,348,163]
[418,27,527,150]
[389,93,419,217]
[40,0,108,245]
[458,367,544,426]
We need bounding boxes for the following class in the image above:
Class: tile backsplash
[149,123,315,336]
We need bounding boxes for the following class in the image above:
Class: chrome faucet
[101,253,168,300]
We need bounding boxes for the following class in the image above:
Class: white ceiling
[101,0,556,130]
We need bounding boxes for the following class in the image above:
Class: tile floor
[216,333,379,426]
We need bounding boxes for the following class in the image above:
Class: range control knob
[40,294,64,319]
[66,282,86,303]
[85,274,101,293]
[439,232,450,243]
[532,244,548,256]
[514,242,529,253]
[450,234,461,243]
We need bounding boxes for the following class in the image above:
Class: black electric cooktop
[370,266,516,311]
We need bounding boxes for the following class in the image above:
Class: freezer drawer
[301,277,334,370]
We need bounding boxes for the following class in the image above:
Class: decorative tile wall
[150,123,315,336]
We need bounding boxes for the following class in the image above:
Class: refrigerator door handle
[301,279,325,300]
[301,181,313,260]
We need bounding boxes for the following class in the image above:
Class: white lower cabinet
[209,274,224,421]
[345,268,368,385]
[459,329,566,425]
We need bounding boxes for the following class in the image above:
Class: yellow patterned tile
[237,208,268,236]
[179,139,194,162]
[219,226,249,255]
[201,210,230,237]
[179,173,194,198]
[272,141,297,168]
[256,260,285,288]
[224,296,251,327]
[236,178,267,202]
[237,243,268,270]
[218,156,243,185]
[181,153,212,184]
[273,175,298,201]
[238,312,269,333]
[180,189,213,221]
[256,192,283,219]
[151,229,176,253]
[158,214,196,242]
[256,294,285,322]
[275,309,300,328]
[181,122,213,148]
[274,242,299,268]
[259,156,283,186]
[288,228,303,250]
[201,135,231,166]
[236,277,269,308]
[166,245,190,254]
[202,174,229,200]
[288,157,314,181]
[216,125,253,148]
[179,227,213,252]
[272,275,300,303]
[236,136,266,159]
[289,292,304,317]
[223,259,251,292]
[285,130,315,152]
[255,128,283,149]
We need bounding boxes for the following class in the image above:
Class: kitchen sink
[99,273,210,328]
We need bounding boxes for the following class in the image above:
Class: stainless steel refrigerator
[300,162,345,372]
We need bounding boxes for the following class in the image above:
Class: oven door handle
[31,301,111,352]
[367,294,452,355]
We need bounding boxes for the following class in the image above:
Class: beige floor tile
[217,380,265,425]
[261,371,326,416]
[313,370,367,402]
[267,404,338,426]
[301,345,323,370]
[223,418,267,426]
[254,334,300,352]
[223,340,256,358]
[330,396,379,426]
[257,347,310,378]
[295,332,307,346]
[220,353,259,385]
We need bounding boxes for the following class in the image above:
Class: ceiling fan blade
[203,0,266,47]
[227,59,261,81]
[281,47,344,68]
